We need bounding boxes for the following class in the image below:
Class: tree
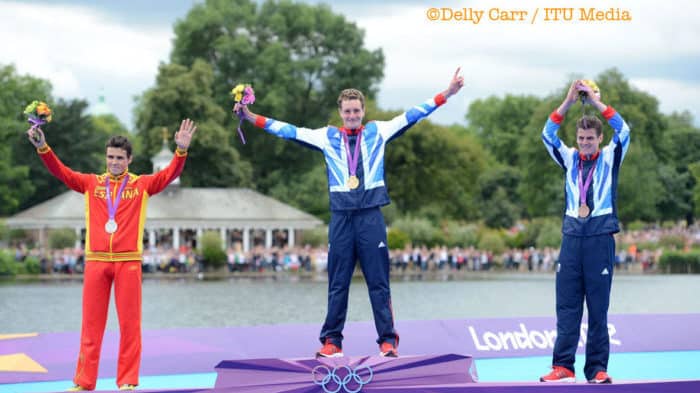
[268,164,330,222]
[662,111,700,223]
[689,162,700,219]
[0,64,51,214]
[467,94,542,167]
[134,60,253,187]
[169,0,384,192]
[381,109,488,221]
[477,166,522,228]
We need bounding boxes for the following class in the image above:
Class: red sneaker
[379,341,398,357]
[588,370,612,384]
[316,339,343,358]
[540,366,575,382]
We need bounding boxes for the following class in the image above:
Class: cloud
[335,0,700,124]
[0,1,171,101]
[632,78,700,119]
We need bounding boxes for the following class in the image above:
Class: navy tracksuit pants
[319,207,398,347]
[553,233,615,380]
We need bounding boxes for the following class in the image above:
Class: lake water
[1,273,698,334]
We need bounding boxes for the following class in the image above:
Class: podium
[213,354,477,392]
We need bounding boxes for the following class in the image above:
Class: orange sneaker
[316,339,343,358]
[540,366,575,382]
[379,341,398,357]
[588,370,612,384]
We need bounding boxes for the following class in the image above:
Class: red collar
[578,150,600,161]
[340,126,364,136]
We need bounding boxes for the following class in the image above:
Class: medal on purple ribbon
[347,175,360,190]
[105,219,118,234]
[578,204,590,218]
[105,175,130,234]
[343,130,362,190]
[578,158,596,219]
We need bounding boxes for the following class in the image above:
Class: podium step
[213,354,477,392]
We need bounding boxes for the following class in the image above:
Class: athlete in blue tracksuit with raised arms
[235,69,464,358]
[540,80,630,384]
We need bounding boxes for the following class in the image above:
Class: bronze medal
[347,175,359,190]
[578,204,590,218]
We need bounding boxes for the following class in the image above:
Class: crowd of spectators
[9,224,700,276]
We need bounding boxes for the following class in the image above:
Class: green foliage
[48,228,77,249]
[658,234,686,251]
[467,94,542,167]
[0,219,7,241]
[625,220,647,231]
[0,250,17,276]
[170,0,384,192]
[443,221,478,248]
[477,230,505,254]
[690,162,700,218]
[268,164,329,222]
[384,113,488,221]
[392,216,441,247]
[658,251,700,274]
[22,256,41,275]
[134,60,253,187]
[477,166,521,228]
[0,64,49,214]
[301,226,328,247]
[12,99,112,210]
[387,227,410,250]
[535,221,562,248]
[8,229,29,243]
[199,230,226,269]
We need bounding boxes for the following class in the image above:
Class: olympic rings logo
[312,364,373,393]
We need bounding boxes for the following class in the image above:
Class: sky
[1,0,699,130]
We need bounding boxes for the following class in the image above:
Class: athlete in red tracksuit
[27,119,197,391]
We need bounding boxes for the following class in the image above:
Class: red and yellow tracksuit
[37,144,188,390]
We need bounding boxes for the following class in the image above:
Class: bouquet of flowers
[24,100,53,143]
[231,84,255,144]
[578,79,601,103]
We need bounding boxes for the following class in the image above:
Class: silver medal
[105,219,118,234]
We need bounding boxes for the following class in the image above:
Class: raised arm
[379,67,465,141]
[147,119,197,195]
[441,67,465,99]
[233,100,326,149]
[26,126,89,192]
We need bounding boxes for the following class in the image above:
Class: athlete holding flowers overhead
[234,68,464,358]
[27,119,197,391]
[540,80,631,384]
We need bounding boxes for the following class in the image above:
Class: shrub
[536,222,562,248]
[658,251,700,274]
[478,230,506,255]
[387,227,410,250]
[443,221,479,248]
[392,217,442,247]
[301,226,328,248]
[49,228,78,249]
[199,231,226,270]
[0,250,17,276]
[23,256,42,275]
[658,234,686,251]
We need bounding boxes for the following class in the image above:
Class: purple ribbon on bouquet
[28,116,46,130]
[234,86,256,144]
[28,116,46,144]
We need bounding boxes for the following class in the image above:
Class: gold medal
[578,204,590,218]
[347,175,359,190]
